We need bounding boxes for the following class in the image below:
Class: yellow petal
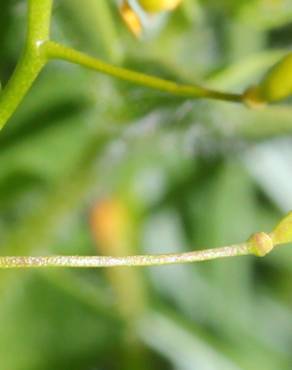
[120,1,142,38]
[138,0,182,13]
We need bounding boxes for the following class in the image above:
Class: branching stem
[0,0,243,132]
[0,2,292,270]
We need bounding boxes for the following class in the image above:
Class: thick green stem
[0,0,53,130]
[0,51,45,130]
[27,0,53,43]
[0,243,250,268]
[44,41,243,103]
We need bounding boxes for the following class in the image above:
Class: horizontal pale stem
[0,244,250,268]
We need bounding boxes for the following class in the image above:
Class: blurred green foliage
[1,0,292,369]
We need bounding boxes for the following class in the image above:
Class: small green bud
[248,232,274,257]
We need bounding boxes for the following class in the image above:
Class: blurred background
[1,0,292,369]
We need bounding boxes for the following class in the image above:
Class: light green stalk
[44,41,242,103]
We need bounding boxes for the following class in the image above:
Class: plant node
[247,232,274,257]
[242,86,266,109]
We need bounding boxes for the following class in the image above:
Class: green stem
[0,0,244,131]
[44,41,243,103]
[0,243,250,268]
[27,0,53,43]
[0,0,53,130]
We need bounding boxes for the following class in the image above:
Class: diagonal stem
[44,41,243,103]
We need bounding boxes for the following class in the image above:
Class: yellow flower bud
[138,0,182,13]
[260,53,292,102]
[90,198,132,252]
[255,53,292,103]
[271,211,292,246]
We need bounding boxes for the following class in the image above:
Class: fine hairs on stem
[0,244,250,269]
[0,211,292,269]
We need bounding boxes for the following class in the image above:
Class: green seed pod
[258,52,292,102]
[138,0,182,13]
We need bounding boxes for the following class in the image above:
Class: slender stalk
[0,0,53,130]
[0,243,250,269]
[44,41,243,103]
